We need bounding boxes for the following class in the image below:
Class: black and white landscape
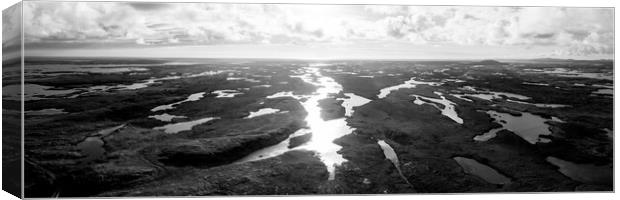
[1,1,614,197]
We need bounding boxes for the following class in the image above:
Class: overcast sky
[16,1,614,60]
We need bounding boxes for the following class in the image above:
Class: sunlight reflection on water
[236,65,372,180]
[293,67,352,180]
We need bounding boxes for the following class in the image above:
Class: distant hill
[502,58,613,64]
[528,58,575,62]
[528,58,613,63]
[470,59,506,65]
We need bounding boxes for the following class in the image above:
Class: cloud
[3,2,22,62]
[3,2,21,44]
[22,2,613,57]
[128,2,174,11]
[363,6,613,56]
[550,31,614,56]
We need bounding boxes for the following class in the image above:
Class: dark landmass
[98,150,328,196]
[18,58,613,197]
[2,59,23,198]
[288,133,312,148]
[318,98,345,120]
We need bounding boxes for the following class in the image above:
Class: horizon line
[20,55,614,62]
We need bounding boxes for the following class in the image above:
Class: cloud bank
[3,2,22,62]
[22,2,613,58]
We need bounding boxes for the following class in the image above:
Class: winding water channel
[237,65,373,180]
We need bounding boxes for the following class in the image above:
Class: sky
[2,2,21,62]
[10,1,615,60]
